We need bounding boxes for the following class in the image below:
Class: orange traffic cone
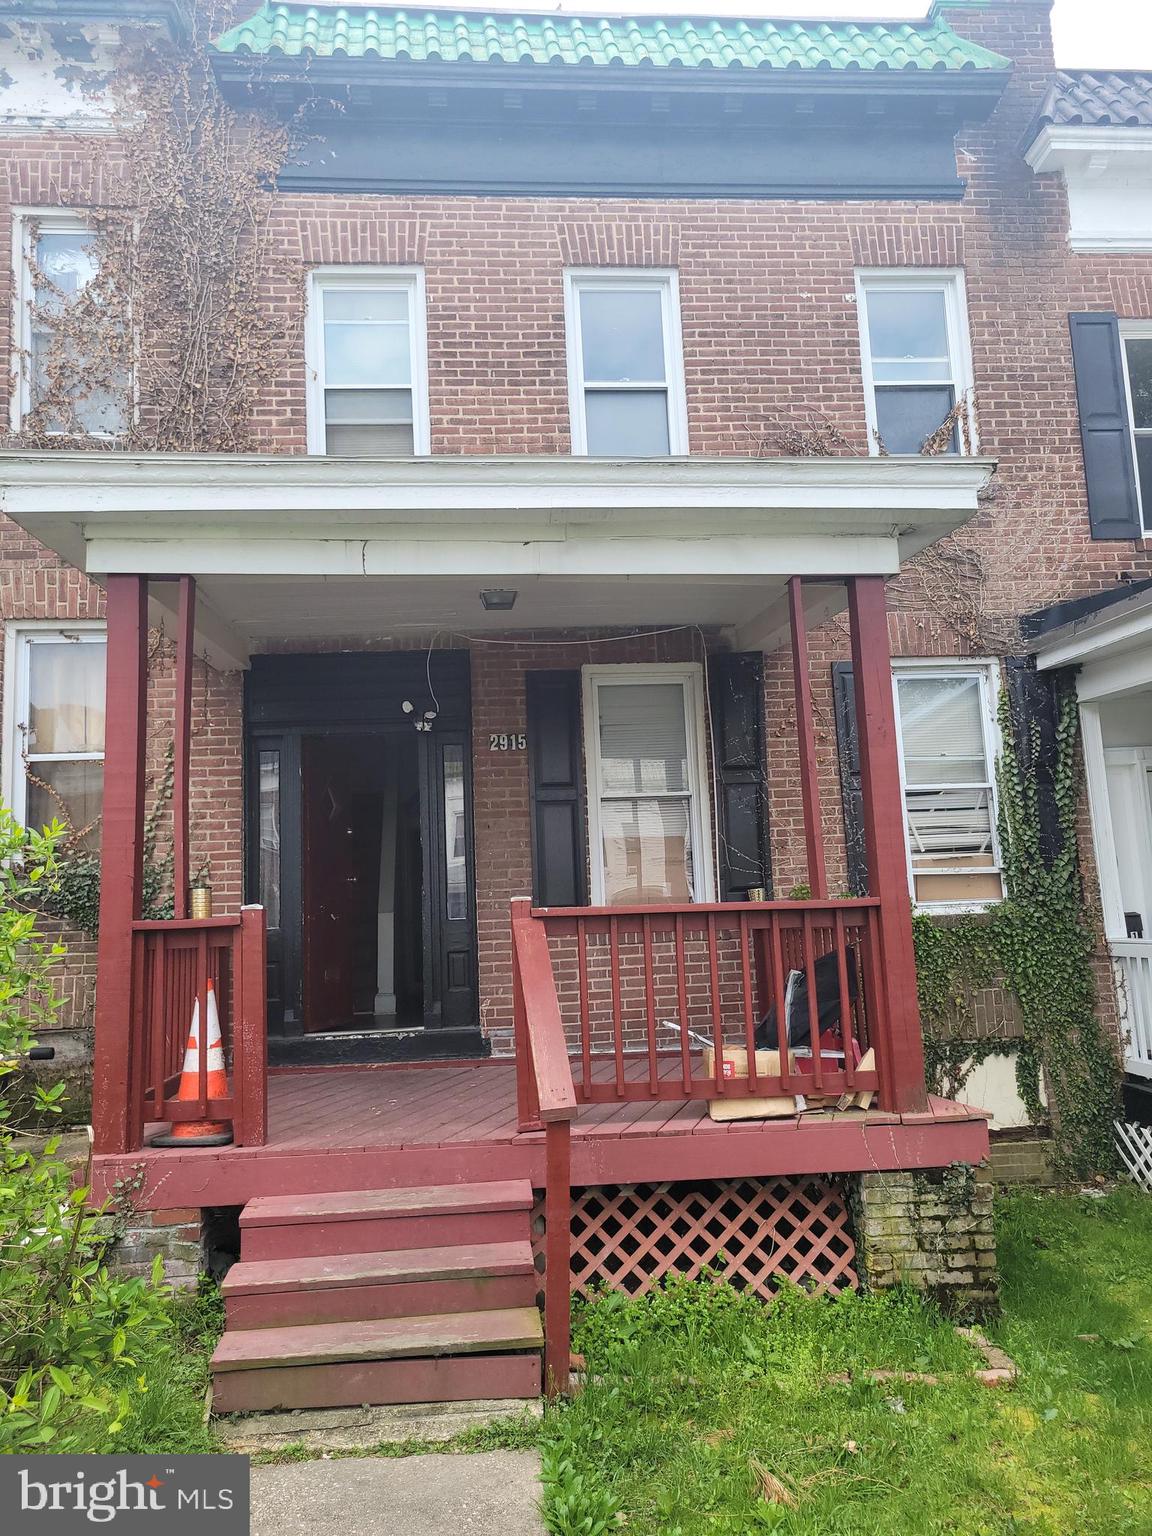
[150,980,233,1147]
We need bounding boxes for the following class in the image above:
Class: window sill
[912,898,1004,918]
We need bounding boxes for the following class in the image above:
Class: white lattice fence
[1115,1120,1152,1191]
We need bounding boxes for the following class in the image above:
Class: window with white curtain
[565,270,688,456]
[2,625,107,849]
[583,665,713,906]
[306,268,428,455]
[893,663,1002,908]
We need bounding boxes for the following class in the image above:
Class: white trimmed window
[1120,322,1152,530]
[582,664,713,906]
[2,624,107,849]
[306,268,429,455]
[856,270,975,456]
[892,661,1003,909]
[12,211,126,437]
[565,270,688,457]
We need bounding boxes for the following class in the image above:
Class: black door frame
[243,652,482,1058]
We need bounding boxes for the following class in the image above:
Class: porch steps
[220,1241,536,1329]
[210,1180,543,1413]
[237,1180,534,1260]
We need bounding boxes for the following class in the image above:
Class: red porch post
[788,576,829,900]
[92,575,149,1154]
[847,575,928,1114]
[171,575,196,920]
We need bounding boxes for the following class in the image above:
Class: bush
[0,809,174,1452]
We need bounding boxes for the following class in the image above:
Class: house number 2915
[489,732,527,751]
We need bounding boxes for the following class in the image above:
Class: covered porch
[1,449,997,1395]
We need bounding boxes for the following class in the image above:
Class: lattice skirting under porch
[531,1176,858,1300]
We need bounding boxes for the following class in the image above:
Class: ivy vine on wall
[913,681,1120,1179]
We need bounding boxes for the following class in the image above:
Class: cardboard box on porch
[701,1044,877,1120]
[701,1046,797,1121]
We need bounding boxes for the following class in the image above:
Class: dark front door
[246,652,480,1056]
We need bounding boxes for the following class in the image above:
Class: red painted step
[240,1180,534,1261]
[222,1240,537,1329]
[210,1307,544,1413]
[212,1352,541,1414]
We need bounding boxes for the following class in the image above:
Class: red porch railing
[510,900,577,1397]
[127,906,268,1151]
[511,894,904,1394]
[519,898,883,1109]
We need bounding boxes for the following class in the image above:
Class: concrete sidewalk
[251,1450,544,1536]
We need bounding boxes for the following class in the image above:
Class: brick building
[0,0,1145,1406]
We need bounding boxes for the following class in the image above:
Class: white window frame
[564,268,689,457]
[1,621,107,834]
[10,208,128,439]
[304,266,430,456]
[855,268,977,457]
[581,662,715,906]
[1119,319,1152,532]
[891,657,1003,913]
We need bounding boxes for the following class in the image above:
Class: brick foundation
[852,1165,999,1318]
[104,1205,203,1288]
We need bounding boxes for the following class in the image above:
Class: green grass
[540,1187,1152,1536]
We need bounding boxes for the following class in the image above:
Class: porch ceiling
[0,451,995,669]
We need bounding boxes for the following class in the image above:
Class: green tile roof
[213,4,1011,74]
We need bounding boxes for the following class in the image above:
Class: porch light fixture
[480,588,518,611]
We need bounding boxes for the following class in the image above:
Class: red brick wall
[0,0,1140,1058]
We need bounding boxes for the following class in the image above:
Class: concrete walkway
[251,1450,545,1536]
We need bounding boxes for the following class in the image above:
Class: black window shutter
[526,670,587,907]
[1069,311,1142,541]
[1004,656,1064,869]
[832,661,869,897]
[707,652,771,900]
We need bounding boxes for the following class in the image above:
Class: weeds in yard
[540,1199,1152,1535]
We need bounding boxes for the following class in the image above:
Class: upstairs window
[565,271,688,456]
[14,212,126,437]
[1121,324,1152,529]
[893,662,1002,909]
[3,625,107,850]
[306,269,428,456]
[857,271,975,455]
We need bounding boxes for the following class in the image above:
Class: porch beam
[171,576,195,921]
[148,580,251,672]
[788,578,829,900]
[847,575,928,1114]
[92,575,149,1155]
[734,581,846,654]
[85,532,902,581]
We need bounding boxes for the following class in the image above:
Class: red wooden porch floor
[89,1059,989,1210]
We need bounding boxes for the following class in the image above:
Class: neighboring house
[0,0,1149,1407]
[1023,71,1152,1124]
